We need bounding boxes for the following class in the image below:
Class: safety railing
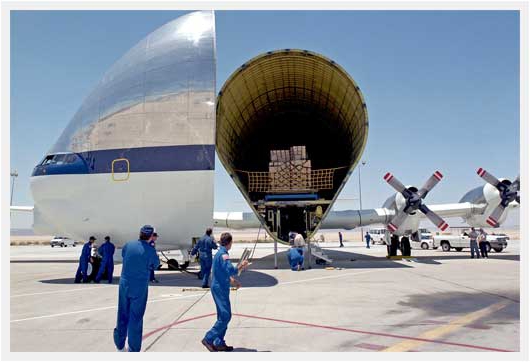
[237,166,347,193]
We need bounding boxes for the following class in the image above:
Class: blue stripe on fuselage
[31,144,215,176]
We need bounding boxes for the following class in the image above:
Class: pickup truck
[432,233,508,253]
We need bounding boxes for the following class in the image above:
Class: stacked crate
[269,146,312,192]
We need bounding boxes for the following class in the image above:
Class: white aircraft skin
[30,171,213,252]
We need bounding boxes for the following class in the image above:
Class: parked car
[50,236,76,247]
[432,232,508,252]
[411,233,434,250]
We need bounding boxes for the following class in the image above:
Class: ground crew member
[287,245,304,271]
[95,236,115,284]
[293,232,305,247]
[468,227,481,259]
[365,231,371,249]
[478,228,489,259]
[75,236,96,283]
[202,232,248,352]
[191,228,217,288]
[113,225,160,352]
[149,233,160,283]
[339,231,344,247]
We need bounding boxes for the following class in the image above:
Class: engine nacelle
[381,189,421,236]
[459,181,510,227]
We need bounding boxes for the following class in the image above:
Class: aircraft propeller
[383,171,449,233]
[476,168,520,227]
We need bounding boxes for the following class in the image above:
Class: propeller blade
[384,172,408,196]
[486,204,505,227]
[387,211,409,233]
[418,171,443,199]
[419,204,449,231]
[477,168,502,188]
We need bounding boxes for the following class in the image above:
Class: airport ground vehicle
[432,233,508,252]
[368,228,387,244]
[50,236,75,247]
[411,233,434,250]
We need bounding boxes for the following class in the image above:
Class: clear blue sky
[10,10,520,229]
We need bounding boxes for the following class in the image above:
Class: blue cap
[140,225,154,237]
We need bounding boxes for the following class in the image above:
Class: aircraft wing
[10,206,34,212]
[320,208,393,230]
[213,208,394,231]
[427,202,482,219]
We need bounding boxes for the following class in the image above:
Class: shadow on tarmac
[39,269,279,288]
[232,347,270,352]
[249,248,414,270]
[396,290,520,318]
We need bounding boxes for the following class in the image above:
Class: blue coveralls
[204,246,238,348]
[287,247,304,271]
[75,241,92,283]
[113,239,160,352]
[95,241,115,283]
[191,235,218,287]
[365,233,371,248]
[149,240,156,282]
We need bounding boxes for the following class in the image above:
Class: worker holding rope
[202,232,248,352]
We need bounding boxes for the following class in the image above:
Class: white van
[368,228,387,244]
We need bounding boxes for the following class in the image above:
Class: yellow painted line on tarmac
[382,300,510,352]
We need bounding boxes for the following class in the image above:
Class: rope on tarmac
[249,224,262,262]
[143,289,210,351]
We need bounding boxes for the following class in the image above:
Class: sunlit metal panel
[50,10,216,154]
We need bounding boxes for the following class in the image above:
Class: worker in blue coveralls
[95,236,115,284]
[149,233,159,283]
[201,232,248,352]
[113,225,160,352]
[191,228,218,288]
[74,236,96,283]
[287,245,304,271]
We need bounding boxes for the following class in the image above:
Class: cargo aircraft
[12,11,519,266]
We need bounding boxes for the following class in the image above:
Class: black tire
[401,237,411,256]
[433,246,438,250]
[51,244,55,248]
[389,235,399,256]
[421,242,429,250]
[180,261,190,270]
[61,243,65,247]
[455,247,463,252]
[493,247,504,253]
[167,259,179,270]
[485,243,491,253]
[441,242,451,252]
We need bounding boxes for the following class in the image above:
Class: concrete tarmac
[10,240,520,352]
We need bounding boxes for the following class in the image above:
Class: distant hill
[10,228,35,236]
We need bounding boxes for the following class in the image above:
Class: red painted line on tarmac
[232,313,513,352]
[141,312,512,352]
[142,313,215,340]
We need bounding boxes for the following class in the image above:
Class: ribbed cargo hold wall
[216,49,369,241]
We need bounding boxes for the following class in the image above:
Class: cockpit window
[40,153,79,166]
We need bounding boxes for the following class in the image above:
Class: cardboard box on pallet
[269,162,291,190]
[270,149,290,163]
[290,145,307,161]
[290,160,312,189]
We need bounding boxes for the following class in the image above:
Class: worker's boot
[201,338,216,352]
[214,344,234,352]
